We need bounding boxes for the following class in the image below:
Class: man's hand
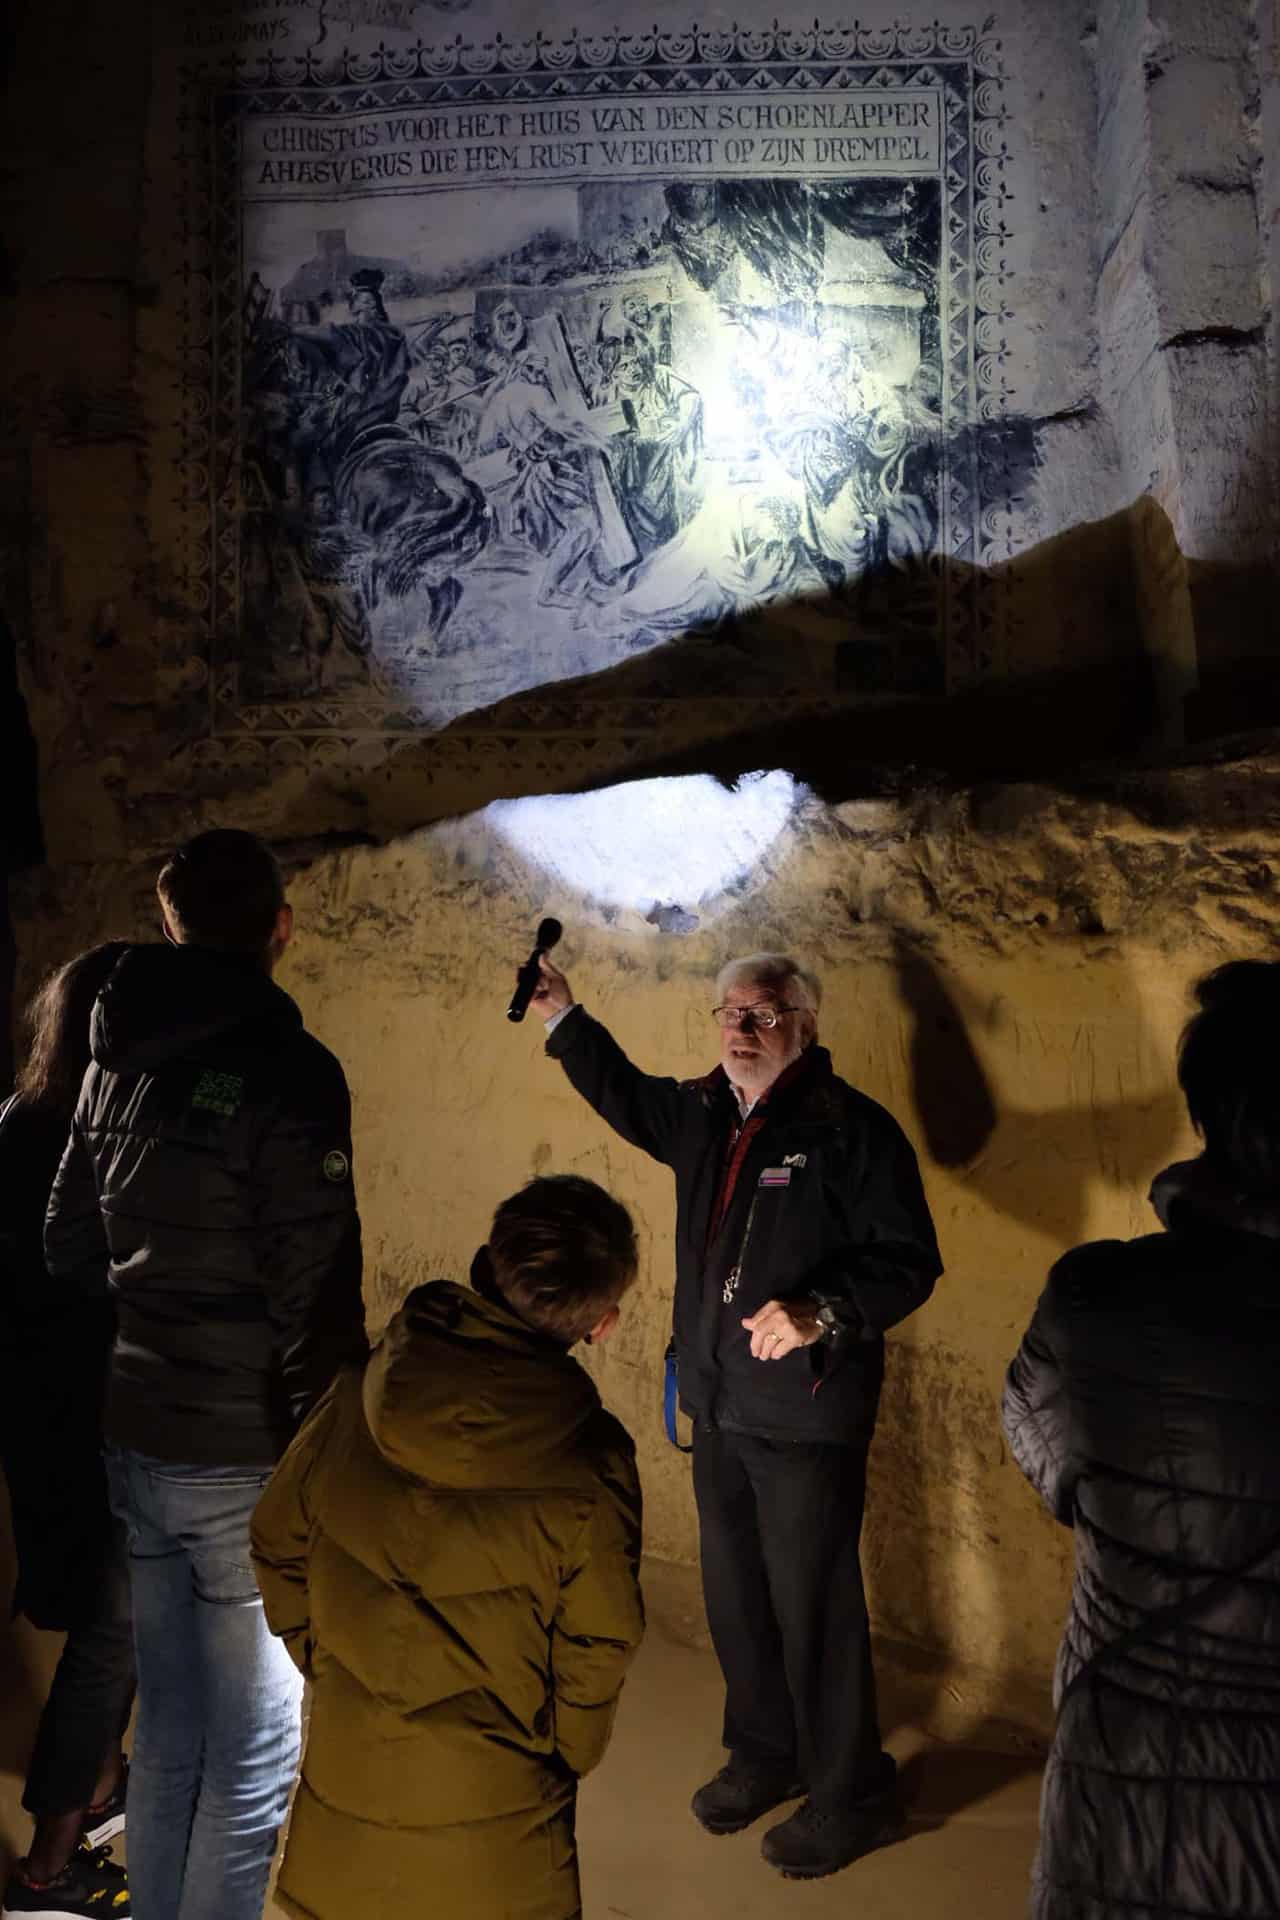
[531,955,574,1021]
[742,1299,822,1360]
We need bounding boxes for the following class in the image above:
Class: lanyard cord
[722,1191,761,1306]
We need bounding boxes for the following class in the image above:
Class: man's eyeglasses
[711,1004,800,1031]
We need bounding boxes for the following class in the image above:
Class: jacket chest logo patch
[759,1167,792,1187]
[782,1153,807,1168]
[323,1149,350,1183]
[190,1070,244,1118]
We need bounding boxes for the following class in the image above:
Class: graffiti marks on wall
[190,24,1011,736]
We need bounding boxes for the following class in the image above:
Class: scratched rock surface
[14,762,1280,1733]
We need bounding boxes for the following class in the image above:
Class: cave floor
[2,1613,1043,1919]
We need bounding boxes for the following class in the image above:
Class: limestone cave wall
[14,760,1280,1737]
[2,0,1278,1738]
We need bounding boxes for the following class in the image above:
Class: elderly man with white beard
[531,950,941,1882]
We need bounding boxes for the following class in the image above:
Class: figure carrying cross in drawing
[472,305,638,617]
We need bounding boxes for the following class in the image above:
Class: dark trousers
[23,1518,135,1816]
[692,1425,887,1811]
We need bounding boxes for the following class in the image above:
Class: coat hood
[90,944,302,1076]
[1150,1155,1280,1243]
[362,1281,604,1491]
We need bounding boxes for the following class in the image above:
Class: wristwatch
[813,1303,843,1345]
[809,1292,858,1345]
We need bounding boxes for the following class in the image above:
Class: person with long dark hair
[1,942,134,1920]
[1003,959,1280,1919]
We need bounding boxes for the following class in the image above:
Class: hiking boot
[691,1760,804,1835]
[82,1761,128,1849]
[761,1792,905,1879]
[2,1842,130,1918]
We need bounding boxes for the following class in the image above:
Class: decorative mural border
[172,20,1013,745]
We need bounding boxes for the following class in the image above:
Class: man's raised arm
[533,956,687,1168]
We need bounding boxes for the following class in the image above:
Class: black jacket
[1002,1157,1280,1920]
[547,1007,940,1444]
[44,944,367,1468]
[0,1094,115,1628]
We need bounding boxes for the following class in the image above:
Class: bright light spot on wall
[486,771,800,917]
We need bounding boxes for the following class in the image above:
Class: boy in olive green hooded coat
[251,1175,645,1920]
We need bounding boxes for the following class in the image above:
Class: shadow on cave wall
[363,504,1163,833]
[342,496,1280,846]
[861,931,1183,1750]
[892,931,1182,1246]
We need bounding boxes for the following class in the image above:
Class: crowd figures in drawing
[239,177,944,710]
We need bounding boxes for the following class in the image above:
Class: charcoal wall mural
[184,22,1012,739]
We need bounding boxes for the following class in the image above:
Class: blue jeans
[106,1449,303,1920]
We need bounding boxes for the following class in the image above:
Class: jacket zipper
[721,1191,761,1306]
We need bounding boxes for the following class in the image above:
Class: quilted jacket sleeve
[250,1385,340,1675]
[1002,1277,1078,1527]
[551,1428,646,1778]
[43,1110,110,1303]
[248,1040,368,1429]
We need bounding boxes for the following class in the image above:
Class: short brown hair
[488,1175,639,1343]
[157,829,285,955]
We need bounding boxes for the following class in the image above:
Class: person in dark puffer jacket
[43,829,367,1920]
[1003,959,1280,1920]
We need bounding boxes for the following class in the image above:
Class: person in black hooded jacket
[531,947,940,1884]
[43,830,366,1920]
[1003,959,1280,1920]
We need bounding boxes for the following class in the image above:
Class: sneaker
[1,1843,130,1918]
[82,1763,128,1849]
[691,1759,805,1835]
[761,1793,905,1879]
